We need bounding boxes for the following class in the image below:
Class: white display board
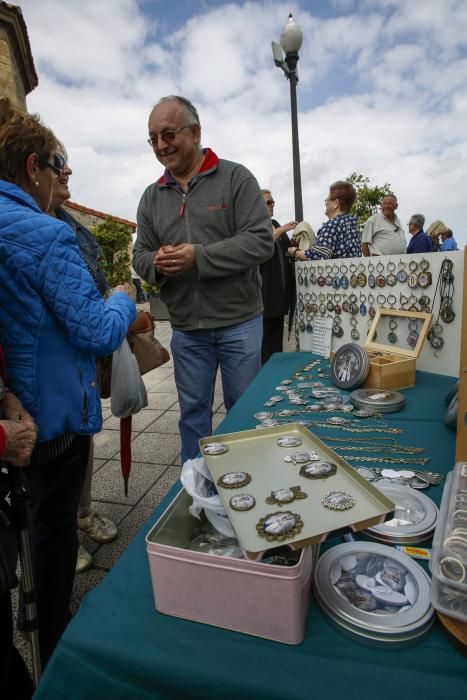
[295,251,463,377]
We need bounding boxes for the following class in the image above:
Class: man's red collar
[156,148,219,185]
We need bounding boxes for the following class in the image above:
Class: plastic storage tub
[146,488,314,644]
[429,462,467,622]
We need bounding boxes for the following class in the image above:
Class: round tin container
[363,484,438,544]
[314,542,434,647]
[350,388,405,413]
[330,343,370,390]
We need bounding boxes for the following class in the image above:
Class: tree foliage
[347,172,392,231]
[91,217,132,287]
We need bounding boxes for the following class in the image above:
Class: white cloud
[17,0,467,245]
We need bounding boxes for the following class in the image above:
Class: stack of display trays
[350,388,406,414]
[362,483,438,545]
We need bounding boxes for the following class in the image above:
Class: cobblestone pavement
[13,309,296,672]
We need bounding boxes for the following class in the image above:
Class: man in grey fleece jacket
[133,96,274,463]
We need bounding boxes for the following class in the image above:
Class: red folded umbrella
[120,416,132,496]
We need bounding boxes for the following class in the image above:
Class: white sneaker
[77,511,117,543]
[76,544,93,573]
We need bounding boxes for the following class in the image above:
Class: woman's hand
[287,247,306,261]
[1,391,37,466]
[0,419,37,466]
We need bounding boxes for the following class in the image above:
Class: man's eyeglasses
[265,199,275,206]
[147,125,192,147]
[45,152,66,178]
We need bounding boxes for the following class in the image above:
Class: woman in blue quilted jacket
[0,98,136,669]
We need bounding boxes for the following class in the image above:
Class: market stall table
[34,353,465,700]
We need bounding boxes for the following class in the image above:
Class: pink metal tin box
[146,488,314,644]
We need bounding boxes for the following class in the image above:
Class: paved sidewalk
[14,312,296,671]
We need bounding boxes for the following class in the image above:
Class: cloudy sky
[20,0,467,244]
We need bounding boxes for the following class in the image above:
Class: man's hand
[154,243,196,276]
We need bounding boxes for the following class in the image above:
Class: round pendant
[277,435,302,448]
[397,269,408,283]
[321,490,356,511]
[368,274,376,288]
[217,471,251,489]
[407,332,419,348]
[300,462,337,479]
[327,416,347,425]
[256,510,304,541]
[376,275,386,287]
[418,272,432,288]
[408,273,418,289]
[283,450,320,464]
[350,328,360,341]
[440,305,455,323]
[386,273,397,286]
[332,276,341,289]
[333,325,344,338]
[388,331,398,344]
[350,274,358,288]
[230,493,256,511]
[203,442,229,455]
[430,335,444,349]
[266,485,307,506]
[340,276,349,289]
[357,272,367,287]
[254,411,273,420]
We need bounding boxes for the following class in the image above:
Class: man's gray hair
[154,96,200,126]
[410,214,425,230]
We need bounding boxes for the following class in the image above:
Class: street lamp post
[272,13,304,222]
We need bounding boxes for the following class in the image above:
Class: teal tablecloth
[34,353,466,700]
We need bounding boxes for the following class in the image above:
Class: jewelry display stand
[296,250,463,377]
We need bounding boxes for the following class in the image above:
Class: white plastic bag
[180,458,236,538]
[110,338,148,418]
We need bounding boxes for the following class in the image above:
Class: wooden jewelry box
[363,309,432,390]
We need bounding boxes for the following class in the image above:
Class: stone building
[63,200,136,233]
[0,1,37,111]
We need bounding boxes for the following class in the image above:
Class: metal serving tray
[199,423,395,560]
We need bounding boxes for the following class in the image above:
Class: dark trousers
[0,593,33,699]
[261,316,285,365]
[132,278,145,303]
[23,434,90,667]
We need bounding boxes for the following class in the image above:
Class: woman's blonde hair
[0,97,58,184]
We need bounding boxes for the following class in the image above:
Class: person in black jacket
[260,190,296,364]
[47,156,118,573]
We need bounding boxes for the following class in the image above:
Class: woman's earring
[35,181,39,186]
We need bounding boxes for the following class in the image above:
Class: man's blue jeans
[171,315,263,463]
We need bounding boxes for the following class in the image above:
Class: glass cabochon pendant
[300,462,338,479]
[217,471,252,489]
[265,486,307,506]
[283,450,320,464]
[230,493,256,512]
[256,510,304,541]
[277,435,303,448]
[203,442,229,455]
[322,490,356,511]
